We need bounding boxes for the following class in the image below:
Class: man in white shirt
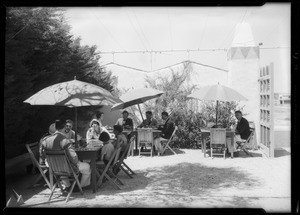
[62,119,76,143]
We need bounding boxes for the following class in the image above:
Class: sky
[63,3,291,93]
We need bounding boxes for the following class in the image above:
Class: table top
[107,128,161,133]
[201,128,235,133]
[75,146,102,152]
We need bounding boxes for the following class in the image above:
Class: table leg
[231,133,234,158]
[91,158,96,193]
[203,137,206,158]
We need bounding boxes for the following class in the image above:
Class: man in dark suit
[115,110,134,130]
[235,110,251,140]
[154,111,175,154]
[138,111,158,128]
[228,110,251,157]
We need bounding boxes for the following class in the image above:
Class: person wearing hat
[115,110,134,130]
[86,119,102,145]
[39,123,56,165]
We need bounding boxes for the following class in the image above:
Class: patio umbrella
[110,88,164,121]
[24,76,122,147]
[188,83,247,125]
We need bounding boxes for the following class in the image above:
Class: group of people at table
[38,109,251,192]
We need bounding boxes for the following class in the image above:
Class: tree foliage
[141,61,244,149]
[4,7,115,159]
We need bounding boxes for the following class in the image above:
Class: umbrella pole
[74,107,78,148]
[215,100,219,126]
[137,104,145,122]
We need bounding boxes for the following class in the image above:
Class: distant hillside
[103,61,229,91]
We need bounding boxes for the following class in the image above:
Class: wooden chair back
[44,149,83,202]
[210,128,226,145]
[137,128,153,144]
[25,142,40,168]
[44,150,75,177]
[161,126,178,155]
[124,135,136,159]
[210,128,226,158]
[25,142,51,189]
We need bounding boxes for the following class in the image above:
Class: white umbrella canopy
[188,83,247,125]
[188,84,248,102]
[111,88,164,121]
[24,77,122,147]
[24,78,122,107]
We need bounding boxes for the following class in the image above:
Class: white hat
[89,119,100,127]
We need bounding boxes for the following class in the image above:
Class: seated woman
[93,111,113,138]
[86,119,102,146]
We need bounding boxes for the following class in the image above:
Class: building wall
[227,47,260,144]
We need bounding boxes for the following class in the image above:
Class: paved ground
[5,149,291,212]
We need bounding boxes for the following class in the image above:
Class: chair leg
[31,174,43,187]
[120,165,133,178]
[104,173,122,190]
[122,162,135,175]
[167,146,177,155]
[65,181,76,203]
[74,174,83,194]
[48,182,57,202]
[108,170,124,185]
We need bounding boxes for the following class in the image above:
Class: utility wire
[100,60,228,74]
[198,12,210,49]
[133,10,153,51]
[218,9,247,49]
[99,46,288,54]
[126,11,149,51]
[260,14,290,44]
[167,9,173,50]
[99,48,227,54]
[91,11,126,52]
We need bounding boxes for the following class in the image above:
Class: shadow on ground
[161,148,185,156]
[5,172,53,206]
[203,149,262,158]
[274,148,290,158]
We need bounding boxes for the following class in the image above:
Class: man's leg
[153,137,163,154]
[77,161,91,187]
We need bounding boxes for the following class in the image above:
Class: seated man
[153,111,175,154]
[39,123,56,165]
[40,119,91,191]
[115,110,134,130]
[227,110,251,156]
[138,111,158,128]
[62,119,76,143]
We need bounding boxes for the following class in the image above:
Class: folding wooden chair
[44,150,83,203]
[25,142,52,189]
[127,132,135,157]
[113,135,136,178]
[96,147,124,190]
[210,128,227,159]
[236,128,254,157]
[137,128,154,157]
[160,126,178,156]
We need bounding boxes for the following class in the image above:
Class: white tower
[227,22,260,144]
